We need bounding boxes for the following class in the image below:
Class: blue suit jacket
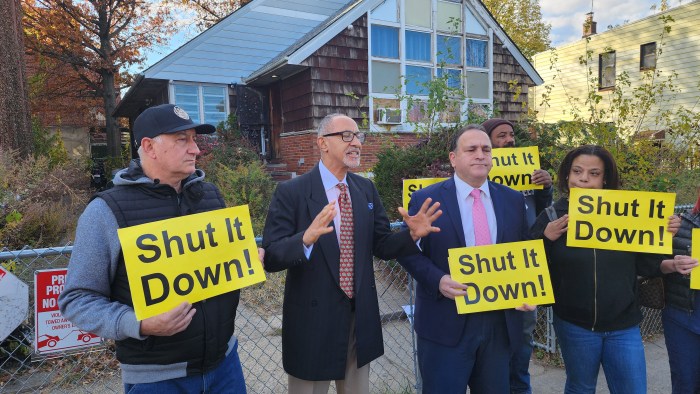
[398,177,530,348]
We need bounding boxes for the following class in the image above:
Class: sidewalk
[530,334,671,393]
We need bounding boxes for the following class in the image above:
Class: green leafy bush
[209,162,275,236]
[196,114,275,235]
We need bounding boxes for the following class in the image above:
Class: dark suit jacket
[398,177,529,349]
[262,164,420,380]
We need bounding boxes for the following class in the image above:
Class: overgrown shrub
[0,149,91,249]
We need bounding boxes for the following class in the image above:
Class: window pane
[466,39,487,68]
[370,0,398,23]
[437,35,461,65]
[406,0,431,28]
[371,25,399,58]
[202,86,227,126]
[406,65,432,95]
[438,68,462,90]
[599,52,616,88]
[173,84,201,123]
[640,42,656,70]
[466,71,489,99]
[437,1,462,32]
[465,7,487,35]
[405,30,431,62]
[372,61,401,93]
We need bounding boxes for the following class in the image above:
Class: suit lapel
[488,182,505,243]
[347,174,369,289]
[440,178,466,248]
[309,166,340,283]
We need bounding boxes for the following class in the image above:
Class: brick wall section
[492,36,536,122]
[278,132,423,175]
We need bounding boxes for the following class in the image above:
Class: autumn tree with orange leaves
[23,0,175,158]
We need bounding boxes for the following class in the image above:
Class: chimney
[583,12,597,37]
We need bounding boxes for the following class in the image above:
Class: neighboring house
[529,1,700,139]
[25,54,130,160]
[115,0,542,175]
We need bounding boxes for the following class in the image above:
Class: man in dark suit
[262,113,441,393]
[398,125,533,394]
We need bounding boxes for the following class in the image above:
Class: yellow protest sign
[488,147,543,191]
[567,189,675,254]
[402,178,447,210]
[448,240,554,314]
[690,228,700,289]
[117,205,265,320]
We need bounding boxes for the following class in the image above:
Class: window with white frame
[369,0,491,125]
[172,83,228,126]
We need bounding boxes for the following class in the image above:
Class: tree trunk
[102,70,121,158]
[0,0,33,157]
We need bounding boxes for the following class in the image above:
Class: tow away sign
[34,269,101,355]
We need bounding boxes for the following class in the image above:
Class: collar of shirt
[319,160,347,193]
[453,174,491,203]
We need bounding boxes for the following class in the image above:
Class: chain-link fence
[1,207,692,392]
[0,244,419,393]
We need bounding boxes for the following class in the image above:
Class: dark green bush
[209,162,275,236]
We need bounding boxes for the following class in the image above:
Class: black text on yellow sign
[567,189,676,254]
[117,205,266,320]
[402,178,447,210]
[448,240,554,314]
[488,147,543,191]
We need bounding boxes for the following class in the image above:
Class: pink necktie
[471,189,491,246]
[337,183,354,298]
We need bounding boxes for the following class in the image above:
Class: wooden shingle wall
[492,35,535,122]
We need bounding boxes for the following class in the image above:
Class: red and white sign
[34,269,101,355]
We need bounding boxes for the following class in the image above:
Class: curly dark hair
[557,145,620,195]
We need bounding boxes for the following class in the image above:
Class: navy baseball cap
[133,104,216,147]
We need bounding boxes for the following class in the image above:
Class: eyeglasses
[322,131,366,143]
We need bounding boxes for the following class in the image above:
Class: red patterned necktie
[337,183,354,298]
[471,189,491,246]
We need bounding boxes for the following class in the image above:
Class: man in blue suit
[398,125,532,393]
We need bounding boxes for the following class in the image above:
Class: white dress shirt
[453,175,497,246]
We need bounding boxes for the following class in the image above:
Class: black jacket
[664,210,699,312]
[97,160,239,375]
[531,197,664,331]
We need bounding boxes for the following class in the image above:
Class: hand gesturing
[398,197,442,241]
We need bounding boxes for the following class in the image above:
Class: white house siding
[530,1,700,133]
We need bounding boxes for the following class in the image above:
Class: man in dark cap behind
[482,118,552,394]
[60,104,255,393]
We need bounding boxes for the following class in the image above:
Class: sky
[542,0,686,46]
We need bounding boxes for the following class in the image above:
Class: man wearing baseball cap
[60,104,254,392]
[482,118,552,394]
